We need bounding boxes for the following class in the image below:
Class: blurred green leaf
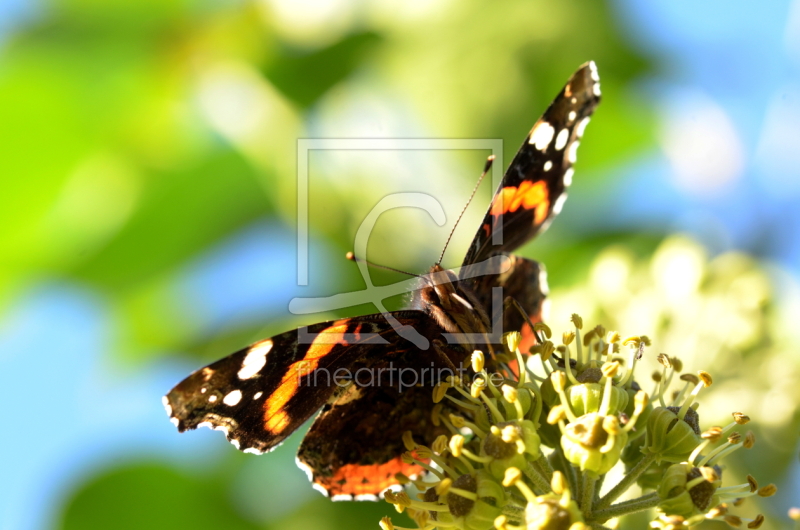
[70,151,270,290]
[59,462,261,530]
[263,31,383,109]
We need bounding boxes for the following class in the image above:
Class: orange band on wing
[263,320,360,434]
[490,181,550,225]
[321,456,427,497]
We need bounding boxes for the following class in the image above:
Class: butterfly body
[165,61,601,499]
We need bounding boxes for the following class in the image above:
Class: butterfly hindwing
[297,380,454,500]
[463,61,601,266]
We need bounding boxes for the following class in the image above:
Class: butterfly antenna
[437,155,495,265]
[346,252,421,278]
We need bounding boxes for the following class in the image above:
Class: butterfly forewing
[165,312,432,455]
[462,61,601,266]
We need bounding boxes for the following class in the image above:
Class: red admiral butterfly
[164,62,601,500]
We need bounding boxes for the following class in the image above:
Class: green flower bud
[644,407,702,463]
[524,492,584,530]
[500,386,533,419]
[567,382,629,417]
[561,413,628,477]
[657,463,721,518]
[539,376,561,409]
[482,421,541,479]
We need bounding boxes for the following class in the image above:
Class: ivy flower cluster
[379,315,775,530]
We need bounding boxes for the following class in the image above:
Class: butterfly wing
[297,381,451,500]
[164,311,439,455]
[462,62,601,266]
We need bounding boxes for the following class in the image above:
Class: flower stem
[590,492,660,523]
[533,454,554,485]
[594,452,657,511]
[581,474,597,518]
[553,448,578,496]
[524,461,552,494]
[594,473,605,503]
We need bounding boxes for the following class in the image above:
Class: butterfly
[164,61,601,500]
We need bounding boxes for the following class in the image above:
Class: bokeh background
[2,0,799,529]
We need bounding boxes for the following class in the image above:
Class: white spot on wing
[170,417,180,427]
[331,493,354,502]
[568,110,577,123]
[296,457,315,481]
[552,193,568,216]
[354,493,379,501]
[589,61,600,82]
[567,141,580,164]
[230,439,240,449]
[198,421,212,430]
[223,390,242,406]
[200,387,207,394]
[554,128,569,151]
[313,483,331,497]
[563,168,574,187]
[214,425,230,436]
[162,396,172,416]
[593,83,601,97]
[253,391,263,400]
[576,117,590,138]
[208,395,218,403]
[244,447,264,455]
[529,121,555,151]
[543,160,553,171]
[237,340,272,379]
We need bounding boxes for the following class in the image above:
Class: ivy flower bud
[657,463,721,518]
[644,406,702,463]
[567,382,629,417]
[482,421,541,479]
[500,386,533,420]
[561,413,628,477]
[524,492,584,530]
